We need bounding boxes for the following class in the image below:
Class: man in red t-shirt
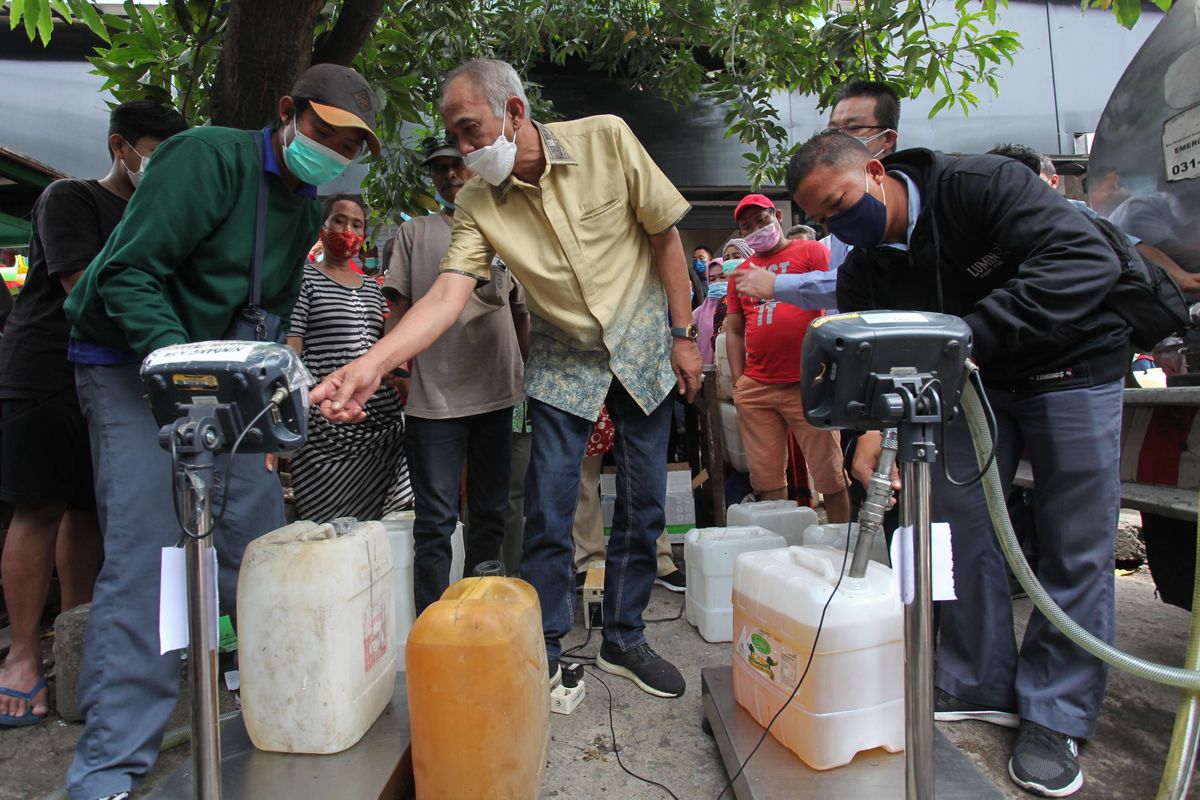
[725,194,850,522]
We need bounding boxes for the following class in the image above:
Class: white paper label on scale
[159,547,220,654]
[891,523,956,604]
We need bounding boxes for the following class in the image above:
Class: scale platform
[146,677,414,800]
[702,666,1004,799]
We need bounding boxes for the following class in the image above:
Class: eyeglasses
[822,124,888,136]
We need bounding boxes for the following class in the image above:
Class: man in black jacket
[786,132,1129,798]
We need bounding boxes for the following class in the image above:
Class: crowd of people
[0,52,1181,799]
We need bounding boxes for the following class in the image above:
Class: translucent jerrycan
[407,577,549,799]
[238,520,397,754]
[732,545,904,770]
[726,500,819,547]
[380,510,465,671]
[683,526,787,643]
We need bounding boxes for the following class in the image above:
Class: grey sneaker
[597,641,685,698]
[934,686,1019,728]
[1008,720,1083,797]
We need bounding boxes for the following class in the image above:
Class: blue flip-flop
[0,679,48,727]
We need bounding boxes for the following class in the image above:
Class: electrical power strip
[551,681,586,715]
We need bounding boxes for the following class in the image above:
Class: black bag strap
[251,129,270,307]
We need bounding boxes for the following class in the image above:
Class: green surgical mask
[282,118,352,186]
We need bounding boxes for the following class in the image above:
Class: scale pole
[181,454,222,800]
[902,459,935,800]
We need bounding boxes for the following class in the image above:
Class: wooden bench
[1013,387,1200,521]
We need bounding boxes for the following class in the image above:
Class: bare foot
[0,656,48,719]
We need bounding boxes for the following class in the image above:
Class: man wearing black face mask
[734,80,900,310]
[787,132,1128,798]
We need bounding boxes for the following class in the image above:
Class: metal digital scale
[701,312,1004,799]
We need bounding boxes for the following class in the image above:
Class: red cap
[734,193,776,221]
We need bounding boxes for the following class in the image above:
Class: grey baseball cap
[290,63,381,156]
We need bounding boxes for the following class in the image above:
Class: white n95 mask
[464,115,517,186]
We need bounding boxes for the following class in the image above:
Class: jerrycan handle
[789,546,838,582]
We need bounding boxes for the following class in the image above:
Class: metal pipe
[183,464,223,800]
[849,427,897,578]
[902,459,935,800]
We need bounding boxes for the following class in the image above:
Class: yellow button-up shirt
[440,115,691,419]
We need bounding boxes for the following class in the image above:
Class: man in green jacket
[63,64,380,800]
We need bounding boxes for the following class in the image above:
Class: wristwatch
[670,323,699,341]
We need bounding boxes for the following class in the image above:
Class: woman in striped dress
[287,195,413,521]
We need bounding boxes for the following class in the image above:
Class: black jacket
[837,149,1130,390]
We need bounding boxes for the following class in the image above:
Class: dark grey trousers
[934,379,1122,739]
[67,363,284,799]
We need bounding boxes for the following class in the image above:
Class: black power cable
[715,518,854,800]
[171,400,280,541]
[585,666,683,800]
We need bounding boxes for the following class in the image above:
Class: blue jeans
[68,363,285,799]
[934,380,1121,739]
[406,407,514,613]
[523,381,671,661]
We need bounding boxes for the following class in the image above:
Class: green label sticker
[750,633,771,655]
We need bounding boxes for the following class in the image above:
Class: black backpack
[1091,215,1191,350]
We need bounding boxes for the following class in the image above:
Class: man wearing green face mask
[62,63,381,800]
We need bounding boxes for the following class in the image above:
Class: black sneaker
[549,659,562,690]
[597,641,685,698]
[654,569,686,593]
[575,571,587,593]
[1008,720,1083,797]
[934,687,1019,728]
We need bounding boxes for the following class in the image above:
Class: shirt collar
[883,170,920,252]
[495,121,577,200]
[262,128,318,198]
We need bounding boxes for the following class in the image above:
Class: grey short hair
[443,59,530,119]
[786,224,816,240]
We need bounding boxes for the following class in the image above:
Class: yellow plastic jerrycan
[406,577,549,800]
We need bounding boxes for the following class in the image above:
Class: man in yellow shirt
[313,59,702,698]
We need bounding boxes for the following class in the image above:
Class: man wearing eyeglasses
[732,81,900,310]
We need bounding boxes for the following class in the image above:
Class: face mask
[722,258,744,274]
[463,115,517,186]
[363,257,380,274]
[320,226,365,261]
[707,280,728,300]
[827,169,889,249]
[434,191,455,211]
[122,138,149,188]
[693,257,708,273]
[283,118,352,186]
[853,129,891,159]
[743,220,781,253]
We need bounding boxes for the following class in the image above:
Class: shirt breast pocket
[578,196,622,222]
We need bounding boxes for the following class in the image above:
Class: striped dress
[288,263,413,521]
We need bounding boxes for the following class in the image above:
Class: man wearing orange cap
[62,64,380,800]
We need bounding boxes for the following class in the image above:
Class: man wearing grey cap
[62,63,380,800]
[383,135,529,613]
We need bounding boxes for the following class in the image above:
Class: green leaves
[4,0,1164,213]
[1081,0,1173,29]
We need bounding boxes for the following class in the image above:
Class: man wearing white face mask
[725,195,851,523]
[312,58,703,700]
[735,80,900,311]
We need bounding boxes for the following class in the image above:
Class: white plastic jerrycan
[732,545,904,770]
[238,520,397,754]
